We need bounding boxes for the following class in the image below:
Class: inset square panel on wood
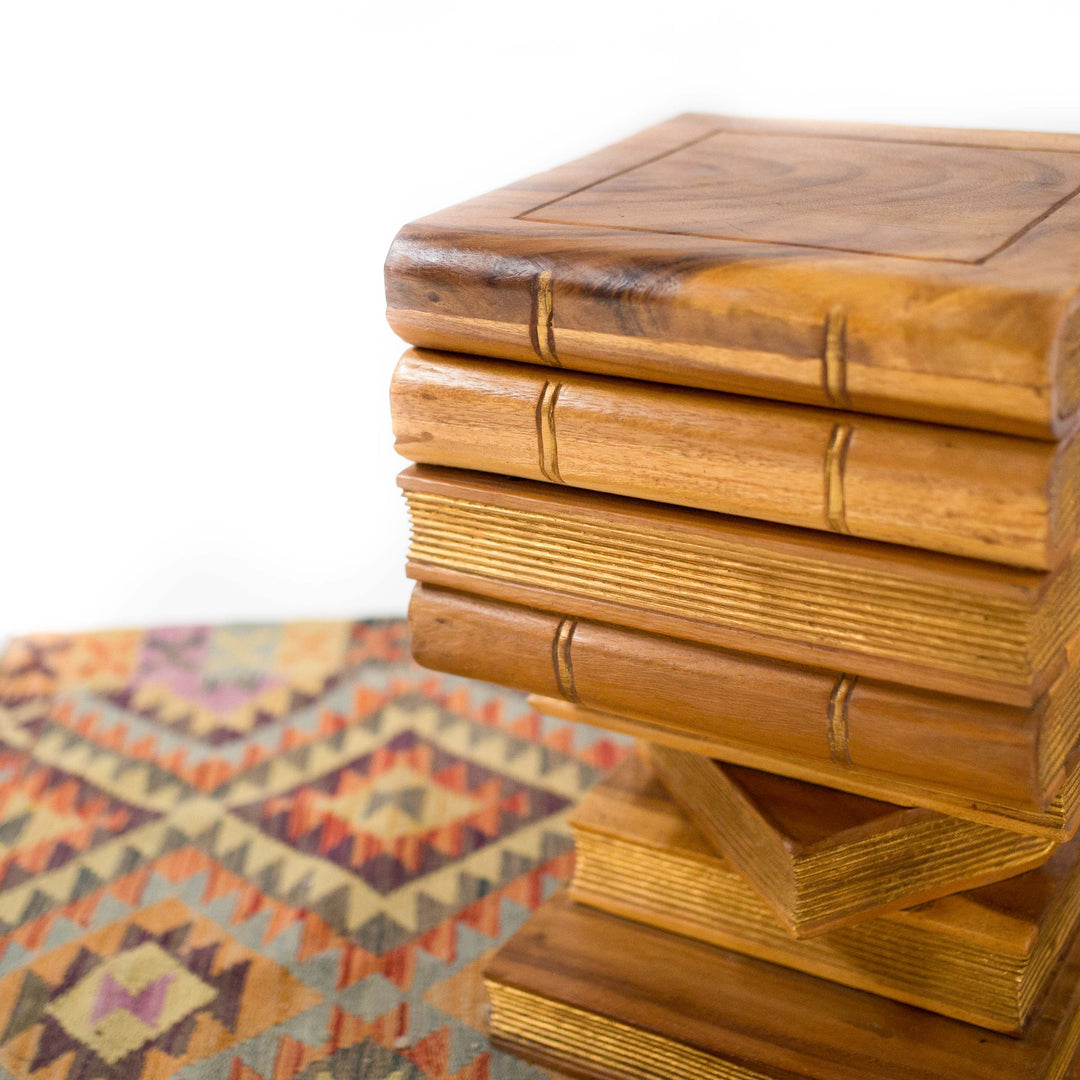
[522,131,1080,262]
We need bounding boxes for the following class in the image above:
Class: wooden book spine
[535,693,1080,840]
[407,584,1049,809]
[391,349,1066,569]
[384,223,1079,441]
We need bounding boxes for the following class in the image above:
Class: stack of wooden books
[385,114,1080,1079]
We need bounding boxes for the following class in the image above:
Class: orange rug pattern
[0,621,628,1079]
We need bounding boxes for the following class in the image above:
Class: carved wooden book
[642,743,1054,936]
[399,465,1080,707]
[537,694,1080,841]
[407,584,1077,828]
[387,114,1080,439]
[569,755,1080,1032]
[392,348,1080,569]
[485,892,1080,1080]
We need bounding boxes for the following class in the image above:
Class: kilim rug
[0,620,629,1080]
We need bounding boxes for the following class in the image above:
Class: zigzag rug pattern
[0,619,629,1079]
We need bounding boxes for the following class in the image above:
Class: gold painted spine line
[824,422,854,533]
[552,616,580,701]
[529,270,559,366]
[827,673,856,767]
[823,306,851,408]
[534,379,564,483]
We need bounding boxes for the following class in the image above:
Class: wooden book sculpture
[408,584,1079,830]
[400,466,1080,708]
[387,114,1080,1080]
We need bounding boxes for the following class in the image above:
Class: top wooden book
[385,114,1080,438]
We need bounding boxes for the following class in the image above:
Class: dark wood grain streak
[386,114,1080,437]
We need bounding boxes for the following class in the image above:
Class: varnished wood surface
[645,743,1055,938]
[392,348,1077,569]
[408,585,1073,814]
[529,132,1080,261]
[533,695,1080,841]
[386,114,1080,438]
[400,465,1079,707]
[569,755,1080,1031]
[485,892,1080,1080]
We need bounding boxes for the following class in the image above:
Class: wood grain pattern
[484,891,1080,1080]
[569,755,1080,1032]
[385,114,1080,438]
[644,743,1055,938]
[399,465,1080,707]
[533,695,1080,841]
[407,584,1076,817]
[392,349,1079,568]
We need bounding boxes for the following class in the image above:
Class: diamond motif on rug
[0,750,159,893]
[321,760,484,838]
[229,729,571,895]
[45,940,216,1063]
[0,896,320,1078]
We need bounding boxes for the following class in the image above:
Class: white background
[3,0,1080,639]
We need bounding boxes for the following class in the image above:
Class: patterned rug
[0,620,629,1080]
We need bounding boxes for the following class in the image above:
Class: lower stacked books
[392,353,1080,1078]
[485,891,1080,1080]
[402,577,1080,1078]
[566,754,1080,1035]
[483,754,1080,1080]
